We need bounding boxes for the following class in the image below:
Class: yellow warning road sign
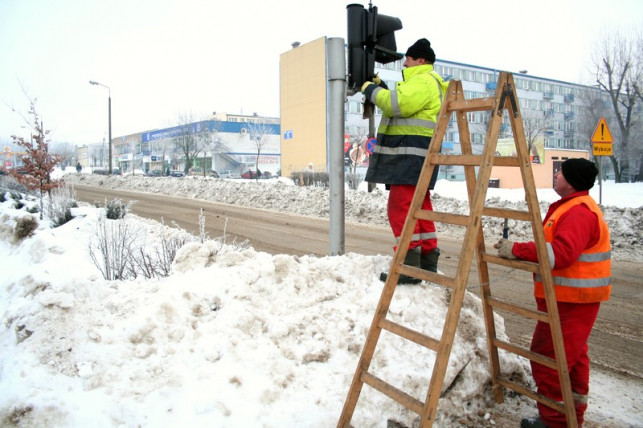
[591,117,614,143]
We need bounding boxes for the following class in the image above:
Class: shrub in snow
[48,186,78,227]
[13,216,38,241]
[105,198,130,220]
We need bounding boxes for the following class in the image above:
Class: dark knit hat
[561,158,598,191]
[405,38,435,63]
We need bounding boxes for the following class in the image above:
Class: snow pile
[0,199,533,427]
[65,173,643,262]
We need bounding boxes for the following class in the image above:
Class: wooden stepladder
[338,72,578,427]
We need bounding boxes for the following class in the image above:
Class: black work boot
[420,247,440,273]
[380,247,422,284]
[520,416,548,428]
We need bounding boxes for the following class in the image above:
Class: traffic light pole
[327,37,346,256]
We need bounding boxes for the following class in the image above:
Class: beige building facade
[279,37,329,178]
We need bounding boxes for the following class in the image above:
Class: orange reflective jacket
[534,196,611,303]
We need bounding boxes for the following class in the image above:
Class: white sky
[1,0,641,146]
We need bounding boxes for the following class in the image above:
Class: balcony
[486,82,497,91]
[543,109,555,118]
[564,130,575,138]
[564,112,575,120]
[564,93,575,102]
[543,91,554,99]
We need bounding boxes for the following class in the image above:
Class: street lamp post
[89,80,112,175]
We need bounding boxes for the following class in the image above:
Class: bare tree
[577,87,614,178]
[247,122,272,180]
[521,110,551,162]
[49,141,75,169]
[173,113,210,174]
[5,100,64,219]
[201,120,224,176]
[590,28,643,182]
[88,140,107,167]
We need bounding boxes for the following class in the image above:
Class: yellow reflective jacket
[364,64,448,185]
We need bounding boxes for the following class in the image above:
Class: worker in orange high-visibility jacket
[494,158,610,428]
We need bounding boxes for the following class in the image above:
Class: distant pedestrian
[76,162,82,174]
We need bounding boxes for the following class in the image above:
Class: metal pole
[108,92,112,175]
[598,156,602,205]
[327,37,346,255]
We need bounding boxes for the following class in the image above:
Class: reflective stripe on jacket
[534,196,611,303]
[364,64,448,185]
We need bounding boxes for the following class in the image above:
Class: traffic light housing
[346,3,403,94]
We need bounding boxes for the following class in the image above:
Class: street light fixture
[89,80,112,175]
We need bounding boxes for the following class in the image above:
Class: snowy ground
[0,172,641,427]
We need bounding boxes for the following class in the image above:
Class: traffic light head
[346,3,403,94]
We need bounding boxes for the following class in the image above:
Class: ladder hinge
[497,83,519,118]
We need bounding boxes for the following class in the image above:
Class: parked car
[93,168,122,176]
[208,170,219,178]
[146,169,163,177]
[219,170,240,179]
[188,167,203,176]
[241,170,261,179]
[169,170,185,177]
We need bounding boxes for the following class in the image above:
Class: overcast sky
[1,0,640,146]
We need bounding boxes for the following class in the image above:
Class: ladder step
[397,264,455,288]
[482,207,533,222]
[429,154,521,168]
[447,97,495,113]
[482,254,540,273]
[496,376,565,414]
[486,297,550,322]
[492,338,557,369]
[378,318,441,351]
[414,209,470,227]
[361,371,424,415]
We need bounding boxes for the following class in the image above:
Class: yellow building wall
[489,148,589,189]
[279,37,328,178]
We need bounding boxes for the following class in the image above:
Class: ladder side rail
[475,220,504,402]
[338,252,414,425]
[338,79,460,427]
[467,72,515,405]
[504,73,578,428]
[420,80,498,426]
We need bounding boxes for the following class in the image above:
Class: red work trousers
[530,298,600,428]
[387,184,437,253]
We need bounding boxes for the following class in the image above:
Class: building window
[348,101,361,114]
